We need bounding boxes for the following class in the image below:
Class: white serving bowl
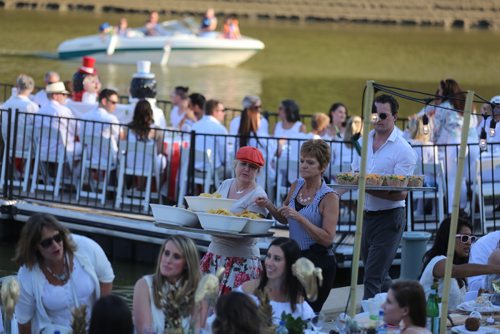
[184,196,236,212]
[242,218,274,234]
[150,204,200,227]
[196,212,248,233]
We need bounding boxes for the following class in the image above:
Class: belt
[364,207,402,216]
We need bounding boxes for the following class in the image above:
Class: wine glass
[310,313,326,332]
[335,312,351,334]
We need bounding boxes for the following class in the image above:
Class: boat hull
[58,32,264,67]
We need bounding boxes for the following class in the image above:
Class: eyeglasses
[253,105,262,110]
[107,99,118,105]
[378,113,390,120]
[456,234,477,244]
[40,233,63,249]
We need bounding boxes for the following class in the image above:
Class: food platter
[329,183,436,192]
[154,221,274,238]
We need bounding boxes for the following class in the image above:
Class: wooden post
[348,80,375,317]
[438,90,474,333]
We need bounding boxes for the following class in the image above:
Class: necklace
[298,188,317,203]
[45,254,69,283]
[235,183,252,194]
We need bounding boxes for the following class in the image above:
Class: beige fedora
[46,82,70,95]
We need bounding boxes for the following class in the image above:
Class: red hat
[236,146,265,167]
[79,56,97,75]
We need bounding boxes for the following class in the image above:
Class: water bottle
[426,279,440,334]
[376,310,386,334]
[276,320,289,334]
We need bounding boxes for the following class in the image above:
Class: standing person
[239,238,315,324]
[420,218,500,310]
[200,8,218,33]
[115,17,130,37]
[14,213,114,334]
[144,11,165,36]
[200,146,268,294]
[350,94,417,299]
[257,139,339,312]
[33,71,60,108]
[133,235,201,334]
[382,281,430,334]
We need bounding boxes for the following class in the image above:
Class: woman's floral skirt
[200,252,262,295]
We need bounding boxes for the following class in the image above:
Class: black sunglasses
[107,99,118,105]
[378,113,390,120]
[40,233,63,249]
[456,234,477,244]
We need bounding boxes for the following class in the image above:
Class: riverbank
[1,0,499,30]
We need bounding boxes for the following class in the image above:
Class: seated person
[238,237,315,325]
[212,292,262,334]
[468,230,500,292]
[223,16,240,39]
[145,11,165,36]
[116,17,130,37]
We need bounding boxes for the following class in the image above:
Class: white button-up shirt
[37,100,81,163]
[1,94,39,151]
[351,128,417,211]
[192,115,228,170]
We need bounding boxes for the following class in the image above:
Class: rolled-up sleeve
[15,268,35,325]
[73,235,115,283]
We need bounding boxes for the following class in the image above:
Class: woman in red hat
[200,146,269,294]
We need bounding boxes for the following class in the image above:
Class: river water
[0,9,498,289]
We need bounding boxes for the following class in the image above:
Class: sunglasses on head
[456,234,477,244]
[40,233,63,249]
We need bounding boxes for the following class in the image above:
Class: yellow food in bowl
[200,192,222,198]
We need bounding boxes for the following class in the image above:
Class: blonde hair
[311,113,330,133]
[407,117,431,143]
[151,235,200,309]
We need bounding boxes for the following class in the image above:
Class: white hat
[46,82,70,95]
[132,61,155,79]
[490,95,500,105]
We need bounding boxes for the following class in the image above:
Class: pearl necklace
[45,254,69,283]
[298,188,317,203]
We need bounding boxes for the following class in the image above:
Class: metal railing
[1,108,499,234]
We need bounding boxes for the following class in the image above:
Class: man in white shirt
[468,230,500,292]
[350,94,417,299]
[80,89,121,169]
[2,74,39,152]
[37,82,82,166]
[229,95,269,135]
[33,71,60,108]
[191,99,228,173]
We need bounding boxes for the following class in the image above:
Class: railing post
[8,109,20,200]
[188,130,196,195]
[3,108,12,198]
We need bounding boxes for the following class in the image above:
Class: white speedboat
[57,18,265,67]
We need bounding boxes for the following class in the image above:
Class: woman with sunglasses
[14,213,114,334]
[419,217,500,310]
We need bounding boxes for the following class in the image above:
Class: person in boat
[144,10,165,36]
[223,16,240,39]
[200,146,269,294]
[256,139,339,312]
[133,235,201,334]
[200,8,218,33]
[238,237,315,325]
[115,17,130,37]
[14,213,114,334]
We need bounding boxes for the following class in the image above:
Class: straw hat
[46,82,70,95]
